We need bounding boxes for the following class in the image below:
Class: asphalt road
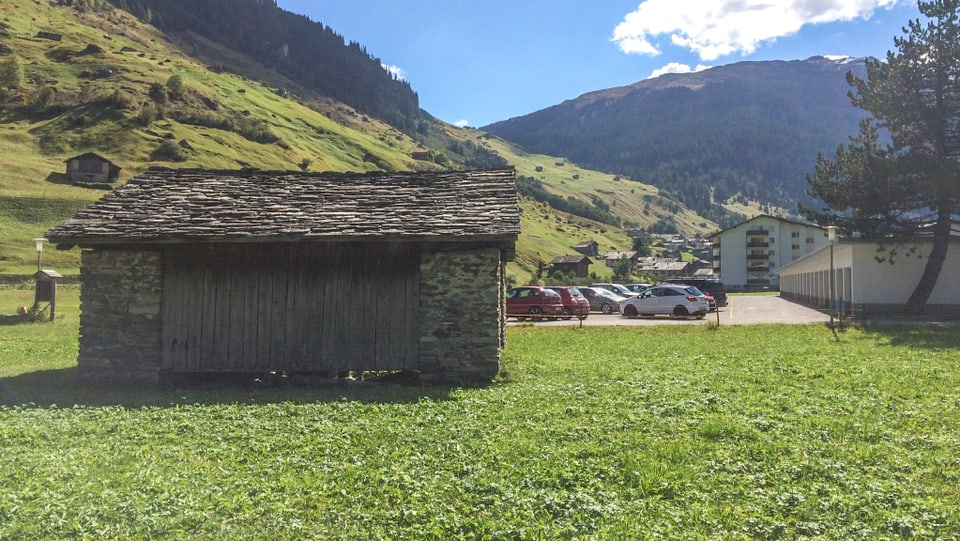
[508,295,831,327]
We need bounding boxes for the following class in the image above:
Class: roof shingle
[47,168,520,245]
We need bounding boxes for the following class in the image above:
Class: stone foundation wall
[418,248,505,384]
[78,249,162,382]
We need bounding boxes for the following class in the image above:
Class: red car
[506,286,565,321]
[549,286,591,320]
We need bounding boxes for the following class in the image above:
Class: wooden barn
[46,168,520,384]
[65,152,121,184]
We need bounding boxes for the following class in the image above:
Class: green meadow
[1,287,958,540]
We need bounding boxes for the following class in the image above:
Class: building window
[769,237,775,244]
[806,237,814,244]
[792,244,800,250]
[791,231,799,238]
[769,250,775,256]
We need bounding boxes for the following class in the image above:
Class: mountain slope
[0,0,715,283]
[484,57,870,223]
[107,0,424,134]
[0,0,442,273]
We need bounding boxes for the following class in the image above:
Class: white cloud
[382,63,406,80]
[453,119,470,128]
[649,62,712,78]
[613,0,907,61]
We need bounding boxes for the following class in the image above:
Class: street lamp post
[33,238,46,273]
[826,226,837,328]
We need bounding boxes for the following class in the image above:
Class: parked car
[625,283,652,294]
[619,284,709,319]
[662,278,727,307]
[590,282,638,298]
[506,286,565,321]
[580,286,626,314]
[550,286,591,320]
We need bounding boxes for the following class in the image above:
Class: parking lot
[508,294,831,326]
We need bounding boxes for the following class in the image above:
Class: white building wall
[713,216,827,290]
[779,239,960,313]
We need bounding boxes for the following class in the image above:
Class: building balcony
[747,277,771,285]
[746,241,769,248]
[747,253,769,260]
[746,228,770,236]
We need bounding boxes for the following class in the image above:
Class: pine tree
[805,0,960,313]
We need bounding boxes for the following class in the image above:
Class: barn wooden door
[161,243,420,373]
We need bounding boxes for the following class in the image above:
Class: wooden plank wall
[161,243,420,373]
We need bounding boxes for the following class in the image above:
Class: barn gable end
[47,168,520,385]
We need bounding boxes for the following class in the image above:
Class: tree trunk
[904,208,954,314]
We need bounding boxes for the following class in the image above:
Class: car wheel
[623,305,638,317]
[529,306,543,321]
[601,303,613,314]
[561,307,573,320]
[673,305,689,318]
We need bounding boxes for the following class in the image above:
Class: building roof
[635,257,690,272]
[708,214,824,239]
[47,168,520,246]
[604,250,638,260]
[65,152,118,167]
[551,255,591,264]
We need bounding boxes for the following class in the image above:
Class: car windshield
[611,284,631,295]
[566,287,582,296]
[685,286,705,296]
[543,288,561,298]
[596,288,619,299]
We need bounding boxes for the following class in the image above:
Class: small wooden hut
[46,168,520,384]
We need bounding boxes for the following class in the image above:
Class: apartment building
[709,215,829,290]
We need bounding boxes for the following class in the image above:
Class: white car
[619,284,709,319]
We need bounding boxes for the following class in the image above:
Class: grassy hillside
[0,1,439,274]
[449,129,718,282]
[0,1,716,282]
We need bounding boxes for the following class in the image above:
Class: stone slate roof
[47,168,520,246]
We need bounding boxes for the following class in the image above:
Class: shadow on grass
[858,322,960,351]
[0,367,459,409]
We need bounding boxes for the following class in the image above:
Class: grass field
[1,287,958,539]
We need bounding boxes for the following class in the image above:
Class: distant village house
[65,153,121,184]
[36,31,62,41]
[635,257,691,280]
[604,250,639,268]
[550,255,591,278]
[573,240,599,257]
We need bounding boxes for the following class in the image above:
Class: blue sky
[275,1,922,128]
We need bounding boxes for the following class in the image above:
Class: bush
[0,56,22,89]
[166,74,184,99]
[152,139,190,161]
[137,102,162,125]
[148,82,167,105]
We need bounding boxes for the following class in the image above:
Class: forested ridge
[485,57,871,222]
[106,0,424,134]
